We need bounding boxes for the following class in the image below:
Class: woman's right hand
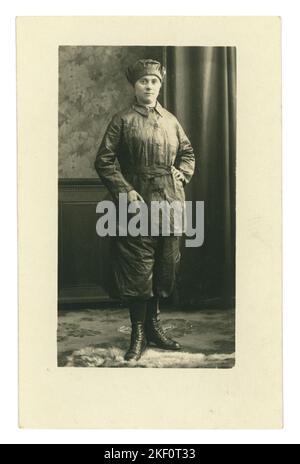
[127,190,145,203]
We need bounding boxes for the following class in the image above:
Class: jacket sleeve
[175,122,196,186]
[94,113,134,199]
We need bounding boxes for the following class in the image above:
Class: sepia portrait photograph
[17,16,282,429]
[57,46,236,368]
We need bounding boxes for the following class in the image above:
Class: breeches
[111,235,181,301]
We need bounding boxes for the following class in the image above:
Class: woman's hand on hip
[172,166,186,184]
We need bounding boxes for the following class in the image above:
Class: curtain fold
[165,47,236,308]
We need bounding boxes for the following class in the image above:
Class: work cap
[125,59,166,85]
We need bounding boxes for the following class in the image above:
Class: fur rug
[65,346,235,368]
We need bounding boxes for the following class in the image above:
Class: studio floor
[57,307,235,368]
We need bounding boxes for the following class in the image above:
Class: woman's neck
[135,97,157,108]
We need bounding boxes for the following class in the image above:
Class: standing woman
[95,59,195,362]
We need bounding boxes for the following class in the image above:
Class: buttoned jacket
[95,99,195,203]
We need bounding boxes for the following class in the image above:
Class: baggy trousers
[111,235,181,301]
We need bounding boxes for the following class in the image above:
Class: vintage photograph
[57,46,236,368]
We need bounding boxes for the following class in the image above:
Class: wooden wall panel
[58,179,117,305]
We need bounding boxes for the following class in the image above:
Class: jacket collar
[132,99,164,117]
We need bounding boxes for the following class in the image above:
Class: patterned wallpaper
[59,46,163,178]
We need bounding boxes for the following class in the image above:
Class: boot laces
[130,324,145,350]
[152,319,169,340]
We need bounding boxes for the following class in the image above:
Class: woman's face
[134,75,162,106]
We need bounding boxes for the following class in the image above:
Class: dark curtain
[164,47,236,309]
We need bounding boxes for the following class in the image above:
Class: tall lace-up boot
[145,297,181,351]
[124,299,148,362]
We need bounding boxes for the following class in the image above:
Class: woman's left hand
[172,166,186,184]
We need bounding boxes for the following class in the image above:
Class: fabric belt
[123,165,172,179]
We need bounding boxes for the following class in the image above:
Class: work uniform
[95,99,195,301]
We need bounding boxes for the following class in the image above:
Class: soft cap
[125,59,166,85]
